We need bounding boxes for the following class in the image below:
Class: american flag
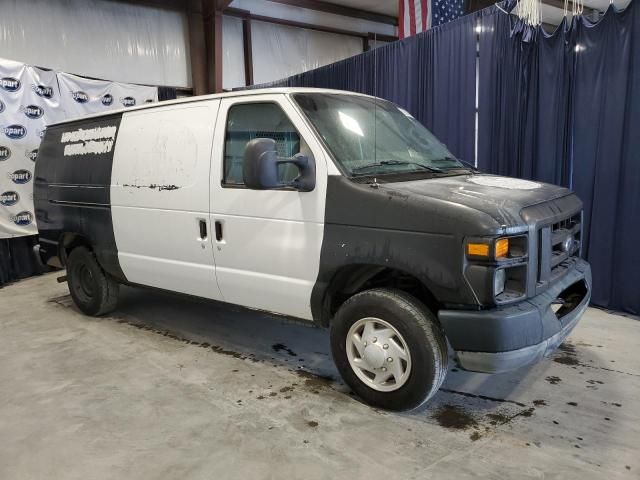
[399,0,466,39]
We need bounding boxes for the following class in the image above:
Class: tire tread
[332,287,448,411]
[67,246,119,316]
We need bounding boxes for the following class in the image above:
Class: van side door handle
[199,220,207,240]
[215,221,223,241]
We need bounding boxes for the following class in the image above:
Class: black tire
[66,246,119,316]
[330,288,448,411]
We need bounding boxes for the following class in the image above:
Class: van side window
[223,102,301,186]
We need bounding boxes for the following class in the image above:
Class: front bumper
[438,258,591,373]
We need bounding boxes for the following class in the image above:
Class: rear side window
[223,102,301,185]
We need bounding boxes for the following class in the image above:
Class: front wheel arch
[317,264,442,327]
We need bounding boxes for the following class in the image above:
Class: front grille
[538,212,582,285]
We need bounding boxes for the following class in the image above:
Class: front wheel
[330,288,448,411]
[66,246,119,316]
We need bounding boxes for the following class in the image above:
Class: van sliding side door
[111,100,223,300]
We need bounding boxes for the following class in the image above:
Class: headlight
[494,269,506,296]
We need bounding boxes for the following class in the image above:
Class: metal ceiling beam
[225,7,396,40]
[266,0,398,26]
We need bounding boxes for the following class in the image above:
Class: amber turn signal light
[495,238,509,258]
[467,243,490,257]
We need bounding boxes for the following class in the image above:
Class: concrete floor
[0,273,638,480]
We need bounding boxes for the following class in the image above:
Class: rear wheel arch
[58,233,93,266]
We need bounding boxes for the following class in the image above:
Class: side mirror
[242,138,315,191]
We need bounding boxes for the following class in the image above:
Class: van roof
[49,87,375,127]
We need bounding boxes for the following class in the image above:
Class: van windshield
[293,93,466,177]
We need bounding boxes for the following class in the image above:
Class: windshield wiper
[351,160,444,175]
[432,156,479,172]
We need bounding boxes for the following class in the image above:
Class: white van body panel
[111,101,223,300]
[209,94,328,320]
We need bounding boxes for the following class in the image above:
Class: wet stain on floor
[295,369,334,390]
[552,342,640,378]
[554,355,580,366]
[517,407,536,418]
[440,389,526,407]
[272,343,297,357]
[486,413,511,425]
[432,405,478,430]
[545,376,562,385]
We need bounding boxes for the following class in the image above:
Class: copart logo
[23,104,44,119]
[72,91,89,103]
[0,191,19,206]
[26,148,38,162]
[0,145,11,161]
[4,124,27,139]
[0,77,21,92]
[102,94,113,106]
[33,84,54,98]
[10,211,33,226]
[121,96,136,107]
[8,169,32,184]
[0,99,4,113]
[36,128,46,139]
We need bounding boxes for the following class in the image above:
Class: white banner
[0,57,159,239]
[0,58,65,238]
[57,72,158,119]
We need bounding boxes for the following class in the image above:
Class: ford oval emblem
[72,91,89,103]
[1,77,21,92]
[4,124,27,139]
[0,191,19,206]
[11,211,33,226]
[24,104,44,119]
[8,169,32,184]
[0,145,11,161]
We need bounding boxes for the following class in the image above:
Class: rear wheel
[66,246,119,316]
[330,288,448,411]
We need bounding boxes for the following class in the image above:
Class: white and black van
[34,88,591,411]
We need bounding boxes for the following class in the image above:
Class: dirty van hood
[381,174,572,225]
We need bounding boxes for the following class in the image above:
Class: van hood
[381,174,572,226]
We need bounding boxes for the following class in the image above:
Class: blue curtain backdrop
[252,14,478,163]
[476,7,574,186]
[571,4,640,313]
[477,2,640,314]
[250,2,639,315]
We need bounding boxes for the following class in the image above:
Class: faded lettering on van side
[61,125,117,157]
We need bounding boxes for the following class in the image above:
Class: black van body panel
[310,175,498,324]
[34,114,126,281]
[310,174,577,326]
